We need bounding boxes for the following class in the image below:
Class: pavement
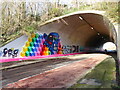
[3,54,110,88]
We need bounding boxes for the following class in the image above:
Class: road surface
[1,54,110,88]
[2,54,88,87]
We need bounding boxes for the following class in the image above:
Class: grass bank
[70,57,116,89]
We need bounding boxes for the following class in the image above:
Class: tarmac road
[1,54,89,87]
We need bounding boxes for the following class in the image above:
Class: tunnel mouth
[102,42,116,51]
[83,34,115,53]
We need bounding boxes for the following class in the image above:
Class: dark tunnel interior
[86,34,111,48]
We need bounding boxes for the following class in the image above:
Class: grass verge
[70,57,116,89]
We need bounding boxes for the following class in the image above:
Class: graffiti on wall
[43,32,62,55]
[62,45,88,54]
[62,45,79,54]
[1,48,19,58]
[20,32,63,57]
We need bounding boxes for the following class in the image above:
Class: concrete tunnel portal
[38,11,117,53]
[0,11,117,59]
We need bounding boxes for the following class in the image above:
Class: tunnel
[0,11,117,61]
[38,11,117,53]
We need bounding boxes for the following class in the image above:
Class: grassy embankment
[70,57,117,89]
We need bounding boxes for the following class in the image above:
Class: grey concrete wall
[0,35,28,57]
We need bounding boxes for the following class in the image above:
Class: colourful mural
[0,32,88,62]
[0,32,88,60]
[20,32,63,57]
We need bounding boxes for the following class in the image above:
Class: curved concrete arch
[38,11,117,52]
[0,11,117,59]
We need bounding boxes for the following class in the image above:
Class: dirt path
[5,54,109,88]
